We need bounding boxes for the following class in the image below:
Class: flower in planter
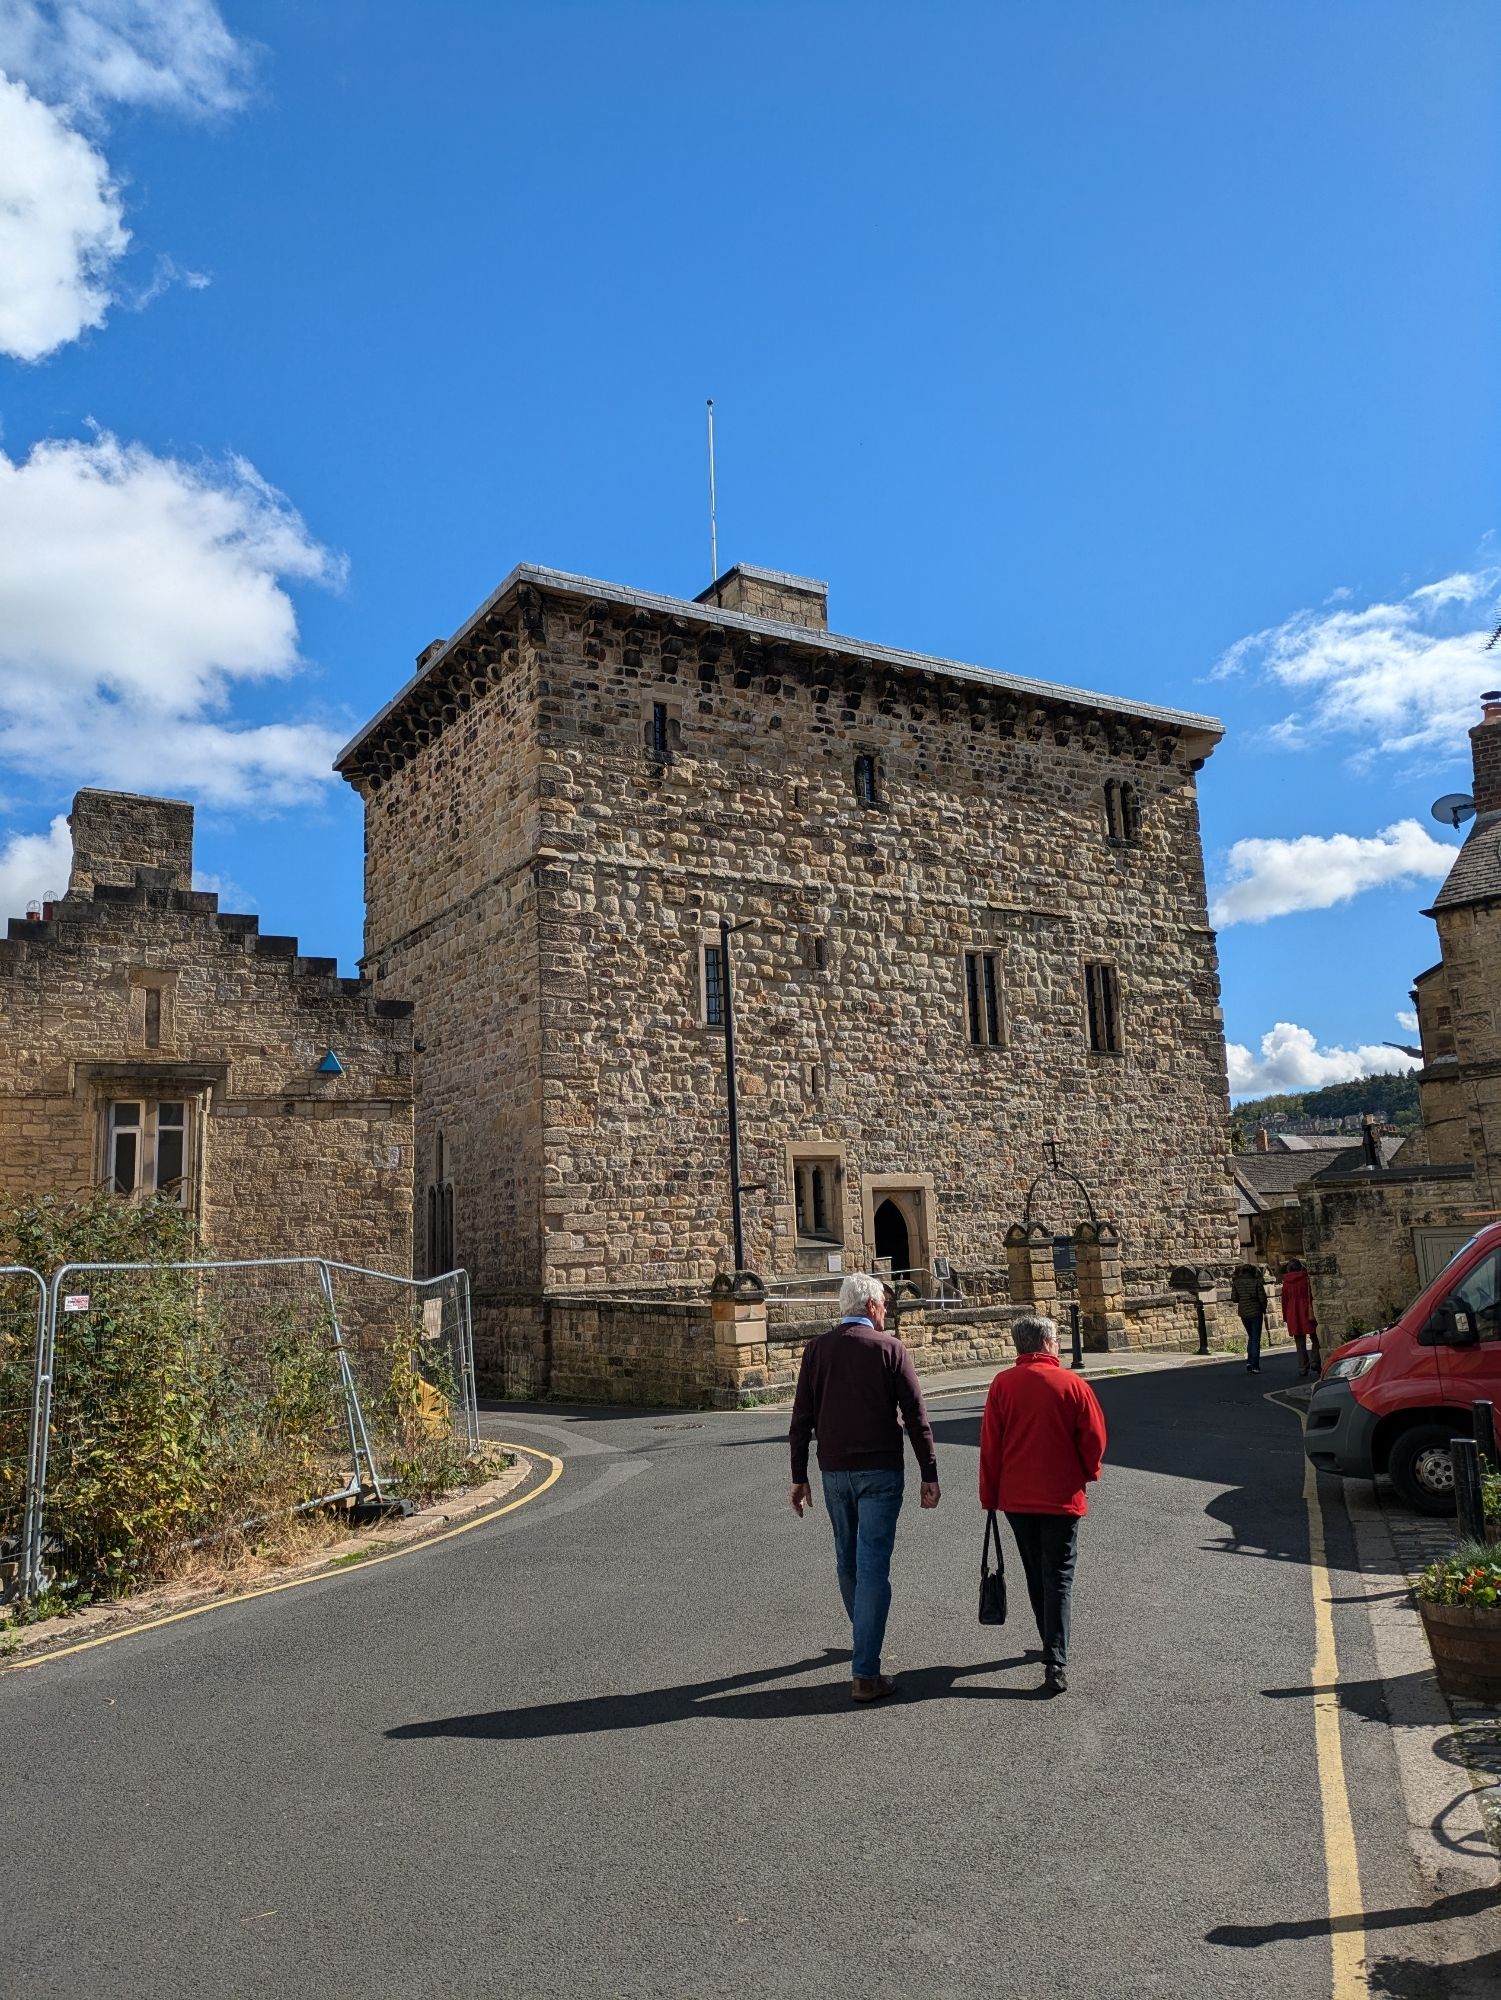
[1417,1544,1501,1608]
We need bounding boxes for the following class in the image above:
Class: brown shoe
[851,1675,898,1704]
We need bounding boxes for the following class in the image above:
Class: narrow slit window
[650,701,671,761]
[702,943,725,1027]
[854,754,879,806]
[1085,962,1122,1053]
[964,950,1004,1046]
[143,987,162,1049]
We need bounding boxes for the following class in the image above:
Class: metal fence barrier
[3,1258,477,1609]
[0,1266,48,1605]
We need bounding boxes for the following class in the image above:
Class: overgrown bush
[1,1192,479,1607]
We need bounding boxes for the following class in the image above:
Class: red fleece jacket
[978,1352,1107,1517]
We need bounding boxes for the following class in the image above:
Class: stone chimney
[695,563,828,632]
[1472,689,1501,816]
[1254,1126,1270,1153]
[68,789,194,896]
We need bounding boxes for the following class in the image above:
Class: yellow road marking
[1302,1449,1369,1997]
[2,1442,563,1675]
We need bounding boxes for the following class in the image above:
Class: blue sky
[2,0,1500,1097]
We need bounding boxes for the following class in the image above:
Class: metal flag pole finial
[707,398,718,585]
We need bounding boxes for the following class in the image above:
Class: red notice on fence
[62,1293,90,1313]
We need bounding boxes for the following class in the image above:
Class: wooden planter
[1419,1600,1501,1702]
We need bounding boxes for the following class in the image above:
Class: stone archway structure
[1005,1150,1128,1352]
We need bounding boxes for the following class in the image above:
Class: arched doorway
[874,1198,911,1273]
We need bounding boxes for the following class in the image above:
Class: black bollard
[1454,1436,1487,1545]
[1474,1399,1498,1477]
[1070,1300,1084,1372]
[1194,1295,1210,1357]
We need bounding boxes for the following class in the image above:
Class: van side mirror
[1421,1301,1480,1347]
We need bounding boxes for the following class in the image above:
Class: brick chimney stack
[1472,689,1501,816]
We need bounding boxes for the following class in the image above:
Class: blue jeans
[1242,1311,1264,1368]
[821,1467,904,1678]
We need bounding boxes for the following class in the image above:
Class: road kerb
[1,1441,564,1676]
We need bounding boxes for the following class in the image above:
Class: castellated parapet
[338,561,1240,1396]
[0,789,414,1269]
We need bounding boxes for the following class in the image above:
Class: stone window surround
[961,946,1006,1049]
[80,1061,223,1216]
[785,1139,849,1247]
[1084,960,1124,1055]
[696,938,726,1029]
[642,695,683,766]
[127,967,177,1051]
[1103,778,1144,846]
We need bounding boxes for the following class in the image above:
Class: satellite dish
[1431,793,1476,829]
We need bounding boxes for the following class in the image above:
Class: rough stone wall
[67,790,193,896]
[527,596,1237,1299]
[1432,900,1501,1193]
[1299,1170,1478,1338]
[356,631,545,1310]
[0,858,414,1270]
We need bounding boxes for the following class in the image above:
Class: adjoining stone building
[1300,693,1501,1334]
[0,789,414,1267]
[338,561,1240,1400]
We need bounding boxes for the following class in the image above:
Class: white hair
[838,1272,886,1317]
[1011,1313,1058,1354]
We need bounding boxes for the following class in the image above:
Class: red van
[1303,1220,1501,1514]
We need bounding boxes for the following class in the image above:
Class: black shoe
[1042,1668,1067,1697]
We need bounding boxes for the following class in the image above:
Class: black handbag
[979,1509,1007,1626]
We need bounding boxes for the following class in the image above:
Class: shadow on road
[1261,1670,1437,1727]
[386,1649,1045,1741]
[1367,1941,1501,1996]
[1206,1882,1499,1948]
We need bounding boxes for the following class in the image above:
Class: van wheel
[1387,1424,1460,1516]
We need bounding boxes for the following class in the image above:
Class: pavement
[3,1350,1500,1998]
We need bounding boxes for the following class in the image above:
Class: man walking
[978,1313,1107,1697]
[789,1273,940,1704]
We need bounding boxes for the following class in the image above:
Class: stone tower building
[338,562,1237,1394]
[0,789,414,1268]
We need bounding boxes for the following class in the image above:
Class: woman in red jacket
[1280,1259,1321,1377]
[978,1313,1107,1697]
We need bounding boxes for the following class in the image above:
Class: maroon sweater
[789,1318,939,1484]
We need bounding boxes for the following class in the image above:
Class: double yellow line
[2,1441,563,1675]
[1302,1452,1367,1996]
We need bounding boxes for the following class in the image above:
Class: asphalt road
[3,1352,1498,1998]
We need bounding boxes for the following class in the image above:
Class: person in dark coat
[978,1313,1107,1697]
[788,1273,940,1704]
[1230,1263,1269,1374]
[1280,1259,1321,1376]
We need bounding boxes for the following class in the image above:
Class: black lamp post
[719,915,753,1273]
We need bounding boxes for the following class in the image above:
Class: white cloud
[0,812,72,919]
[0,1,250,117]
[0,432,345,806]
[1214,565,1501,761]
[0,73,127,361]
[1396,1009,1420,1034]
[0,3,249,360]
[1227,1023,1418,1098]
[1210,818,1456,927]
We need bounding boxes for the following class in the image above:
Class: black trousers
[1005,1512,1081,1670]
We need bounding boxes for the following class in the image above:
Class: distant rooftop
[336,562,1224,776]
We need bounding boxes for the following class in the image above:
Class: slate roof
[1308,1134,1410,1180]
[1427,809,1501,914]
[1232,1149,1349,1205]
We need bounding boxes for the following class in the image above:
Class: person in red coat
[978,1313,1107,1696]
[1280,1259,1321,1377]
